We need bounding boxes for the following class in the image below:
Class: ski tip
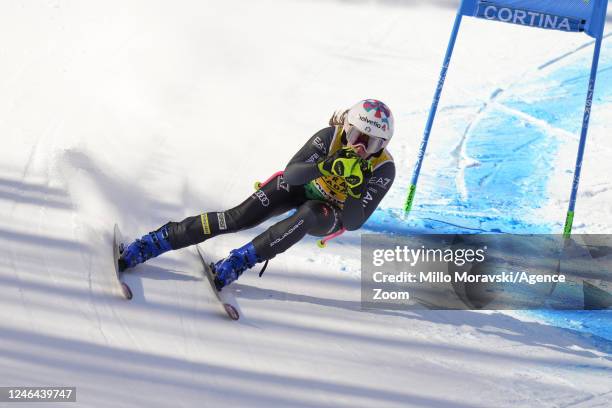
[121,282,133,300]
[223,303,240,320]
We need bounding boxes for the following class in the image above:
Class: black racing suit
[165,126,396,261]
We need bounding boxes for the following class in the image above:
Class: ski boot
[119,224,172,272]
[212,242,262,290]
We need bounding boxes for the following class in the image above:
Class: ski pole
[254,171,284,190]
[317,228,346,248]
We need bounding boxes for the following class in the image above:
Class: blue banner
[460,0,608,38]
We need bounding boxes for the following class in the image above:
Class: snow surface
[0,1,611,407]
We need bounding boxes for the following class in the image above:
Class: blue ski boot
[119,224,172,272]
[212,242,262,290]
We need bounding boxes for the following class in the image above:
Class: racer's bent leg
[253,200,341,261]
[212,200,340,289]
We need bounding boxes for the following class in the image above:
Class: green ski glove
[317,147,372,199]
[346,159,372,199]
[317,147,361,177]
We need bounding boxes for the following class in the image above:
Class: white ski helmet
[344,99,394,154]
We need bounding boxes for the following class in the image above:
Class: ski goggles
[345,126,387,154]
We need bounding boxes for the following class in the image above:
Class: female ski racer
[119,99,396,290]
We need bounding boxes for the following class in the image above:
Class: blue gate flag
[460,0,608,38]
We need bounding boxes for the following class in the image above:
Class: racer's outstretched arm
[283,127,334,185]
[341,162,395,231]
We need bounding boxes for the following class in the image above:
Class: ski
[196,245,240,320]
[112,224,134,300]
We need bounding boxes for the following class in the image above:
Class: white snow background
[0,1,611,407]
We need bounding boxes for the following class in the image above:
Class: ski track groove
[538,32,612,70]
[42,139,102,337]
[190,255,230,401]
[560,390,612,408]
[174,274,196,402]
[7,138,45,335]
[450,88,504,201]
[87,265,111,346]
[182,268,209,408]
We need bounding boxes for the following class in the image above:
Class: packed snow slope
[0,1,611,407]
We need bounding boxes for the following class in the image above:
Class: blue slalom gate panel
[460,0,608,38]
